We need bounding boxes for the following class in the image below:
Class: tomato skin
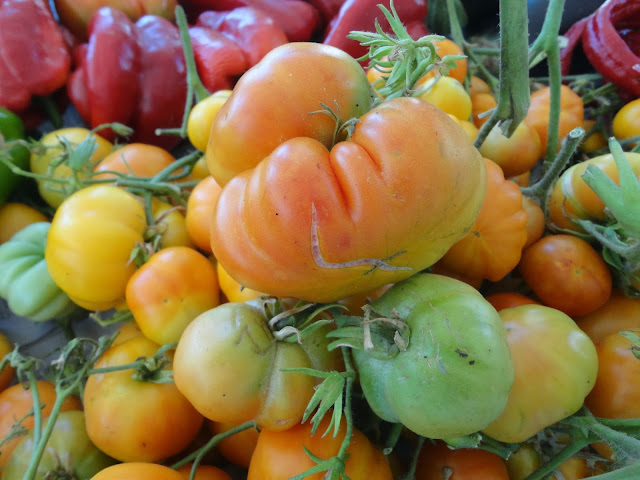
[206,42,374,186]
[150,198,194,249]
[247,415,393,480]
[574,289,640,344]
[478,122,542,178]
[482,305,598,443]
[30,128,113,208]
[93,143,175,179]
[518,234,612,317]
[415,441,510,480]
[485,292,539,311]
[584,331,640,419]
[126,246,220,345]
[581,119,607,153]
[84,336,204,463]
[91,463,184,480]
[185,176,221,254]
[212,97,486,303]
[0,203,48,244]
[187,90,232,152]
[3,411,116,480]
[546,152,640,234]
[208,420,259,469]
[176,464,232,480]
[173,303,343,431]
[435,158,528,282]
[45,185,146,311]
[521,196,546,248]
[0,331,15,392]
[354,274,513,439]
[612,97,640,144]
[416,76,472,121]
[216,262,264,303]
[0,380,82,474]
[471,92,497,128]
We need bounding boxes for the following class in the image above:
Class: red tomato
[415,441,510,480]
[518,234,612,317]
[125,246,220,345]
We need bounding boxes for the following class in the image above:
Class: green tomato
[2,410,116,480]
[0,222,75,321]
[0,108,30,205]
[352,273,514,439]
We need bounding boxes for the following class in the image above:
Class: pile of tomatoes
[1,1,640,480]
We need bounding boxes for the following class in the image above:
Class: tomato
[176,464,232,480]
[482,305,598,443]
[612,97,640,145]
[471,92,497,128]
[247,415,393,480]
[0,222,75,321]
[173,302,344,431]
[506,444,540,480]
[0,331,15,391]
[415,440,510,480]
[448,114,478,141]
[216,262,264,303]
[185,176,221,254]
[546,152,640,234]
[208,420,259,469]
[93,143,175,179]
[190,156,210,181]
[2,410,115,480]
[0,203,48,244]
[187,90,232,152]
[0,380,82,474]
[553,457,590,480]
[468,76,491,96]
[518,234,612,317]
[584,330,640,419]
[84,335,204,463]
[524,85,584,154]
[91,463,184,480]
[416,76,472,121]
[30,128,113,208]
[150,198,194,249]
[485,292,539,311]
[352,273,513,439]
[581,119,607,153]
[478,121,542,178]
[521,196,546,248]
[574,289,640,344]
[435,158,528,282]
[126,246,220,345]
[45,185,146,311]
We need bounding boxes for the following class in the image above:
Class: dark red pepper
[180,0,322,41]
[304,0,345,22]
[322,0,428,60]
[68,7,187,149]
[560,0,640,97]
[0,0,71,112]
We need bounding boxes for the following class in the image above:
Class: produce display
[1,0,640,479]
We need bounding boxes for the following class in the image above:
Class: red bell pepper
[180,0,321,41]
[68,7,187,149]
[323,0,428,60]
[560,0,640,97]
[305,0,345,21]
[0,0,71,113]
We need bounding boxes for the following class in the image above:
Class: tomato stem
[404,435,426,480]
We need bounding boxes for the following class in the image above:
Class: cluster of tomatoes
[1,2,640,480]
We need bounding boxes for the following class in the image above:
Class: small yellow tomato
[581,119,607,153]
[151,198,194,249]
[479,121,543,178]
[448,114,478,141]
[416,76,472,121]
[187,90,232,152]
[217,262,264,303]
[613,97,640,146]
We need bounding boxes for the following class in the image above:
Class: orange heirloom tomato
[185,176,221,254]
[209,43,485,302]
[584,330,640,419]
[435,158,528,282]
[612,97,640,145]
[468,75,491,96]
[247,415,393,480]
[216,262,264,303]
[546,152,640,234]
[91,462,184,480]
[93,143,175,179]
[485,292,539,311]
[574,289,640,344]
[0,331,15,391]
[208,420,259,469]
[518,234,612,317]
[173,302,344,431]
[0,380,82,473]
[45,185,146,311]
[482,305,598,443]
[416,76,472,121]
[187,90,232,152]
[126,246,220,345]
[415,441,510,480]
[524,84,584,154]
[84,335,204,463]
[478,121,542,178]
[471,92,497,128]
[30,128,113,208]
[0,203,48,244]
[176,463,232,480]
[521,196,546,248]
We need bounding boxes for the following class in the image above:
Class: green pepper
[0,107,30,205]
[0,222,75,322]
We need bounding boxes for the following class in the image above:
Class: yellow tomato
[187,90,232,152]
